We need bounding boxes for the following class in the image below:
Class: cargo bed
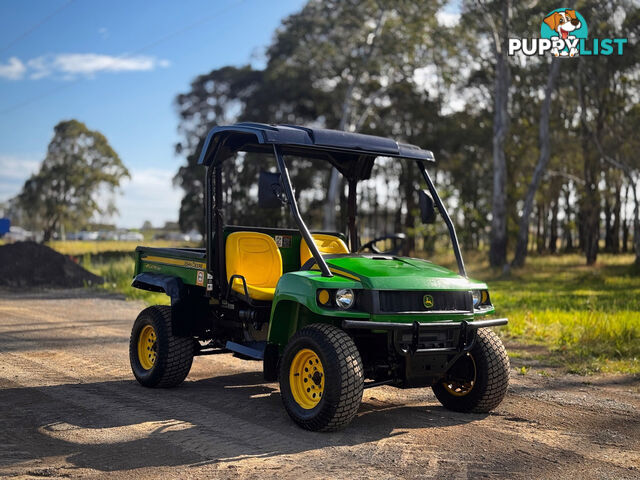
[134,246,208,288]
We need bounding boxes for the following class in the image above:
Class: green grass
[83,255,170,306]
[456,252,640,375]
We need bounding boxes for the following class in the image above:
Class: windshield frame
[272,144,467,279]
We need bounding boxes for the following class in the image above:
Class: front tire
[432,328,509,412]
[129,305,194,388]
[280,324,364,431]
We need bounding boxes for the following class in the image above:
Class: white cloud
[26,56,50,80]
[55,53,166,76]
[0,153,41,201]
[0,53,170,81]
[111,168,181,228]
[0,57,27,80]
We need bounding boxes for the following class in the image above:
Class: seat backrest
[300,233,350,266]
[226,232,283,288]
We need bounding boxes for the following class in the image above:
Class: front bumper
[342,318,508,355]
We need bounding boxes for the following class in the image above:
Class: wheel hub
[442,352,476,397]
[289,348,325,409]
[137,325,157,370]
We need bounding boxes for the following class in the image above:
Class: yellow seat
[300,233,350,266]
[226,232,283,301]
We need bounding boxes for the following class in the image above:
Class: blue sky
[0,0,306,228]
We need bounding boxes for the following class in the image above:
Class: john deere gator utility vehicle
[129,123,509,431]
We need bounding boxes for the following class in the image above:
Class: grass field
[87,256,170,305]
[45,241,639,376]
[453,252,640,375]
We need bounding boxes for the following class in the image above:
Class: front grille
[378,290,472,313]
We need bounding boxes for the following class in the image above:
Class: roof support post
[418,162,467,278]
[209,163,226,293]
[273,145,333,278]
[347,178,359,251]
[205,165,214,284]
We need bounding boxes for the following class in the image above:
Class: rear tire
[432,328,509,413]
[280,323,364,431]
[129,305,194,388]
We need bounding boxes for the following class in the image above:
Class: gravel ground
[0,289,638,479]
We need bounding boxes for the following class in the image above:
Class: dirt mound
[0,241,103,289]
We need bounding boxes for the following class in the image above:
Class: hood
[324,255,485,291]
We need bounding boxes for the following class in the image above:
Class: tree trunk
[578,60,600,266]
[631,182,640,266]
[581,160,600,265]
[485,0,511,268]
[581,145,600,265]
[563,185,574,251]
[489,53,509,267]
[622,184,629,252]
[511,58,560,267]
[604,193,613,251]
[549,199,559,253]
[612,182,621,253]
[338,177,347,232]
[536,201,545,254]
[402,163,416,256]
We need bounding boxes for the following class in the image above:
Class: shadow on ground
[0,371,486,472]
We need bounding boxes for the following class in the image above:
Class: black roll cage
[200,123,467,297]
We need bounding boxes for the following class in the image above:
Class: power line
[0,0,248,115]
[0,0,76,56]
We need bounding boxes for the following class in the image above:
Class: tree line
[8,1,637,269]
[173,0,640,268]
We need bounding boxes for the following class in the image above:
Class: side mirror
[418,190,437,224]
[258,170,285,209]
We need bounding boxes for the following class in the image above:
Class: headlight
[335,289,355,309]
[471,290,481,307]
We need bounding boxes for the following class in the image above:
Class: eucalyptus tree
[15,120,129,241]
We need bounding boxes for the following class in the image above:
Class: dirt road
[0,290,638,479]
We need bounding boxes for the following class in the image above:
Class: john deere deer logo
[423,294,434,309]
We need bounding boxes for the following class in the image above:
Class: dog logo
[541,8,588,57]
[423,294,434,309]
[509,9,626,57]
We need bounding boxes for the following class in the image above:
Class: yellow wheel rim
[137,325,157,370]
[442,353,476,397]
[289,348,324,409]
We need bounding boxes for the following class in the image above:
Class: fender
[131,272,184,301]
[131,273,209,337]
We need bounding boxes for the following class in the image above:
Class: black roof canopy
[197,123,434,180]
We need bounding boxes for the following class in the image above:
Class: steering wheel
[358,233,407,255]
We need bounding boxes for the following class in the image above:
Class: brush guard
[342,318,508,355]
